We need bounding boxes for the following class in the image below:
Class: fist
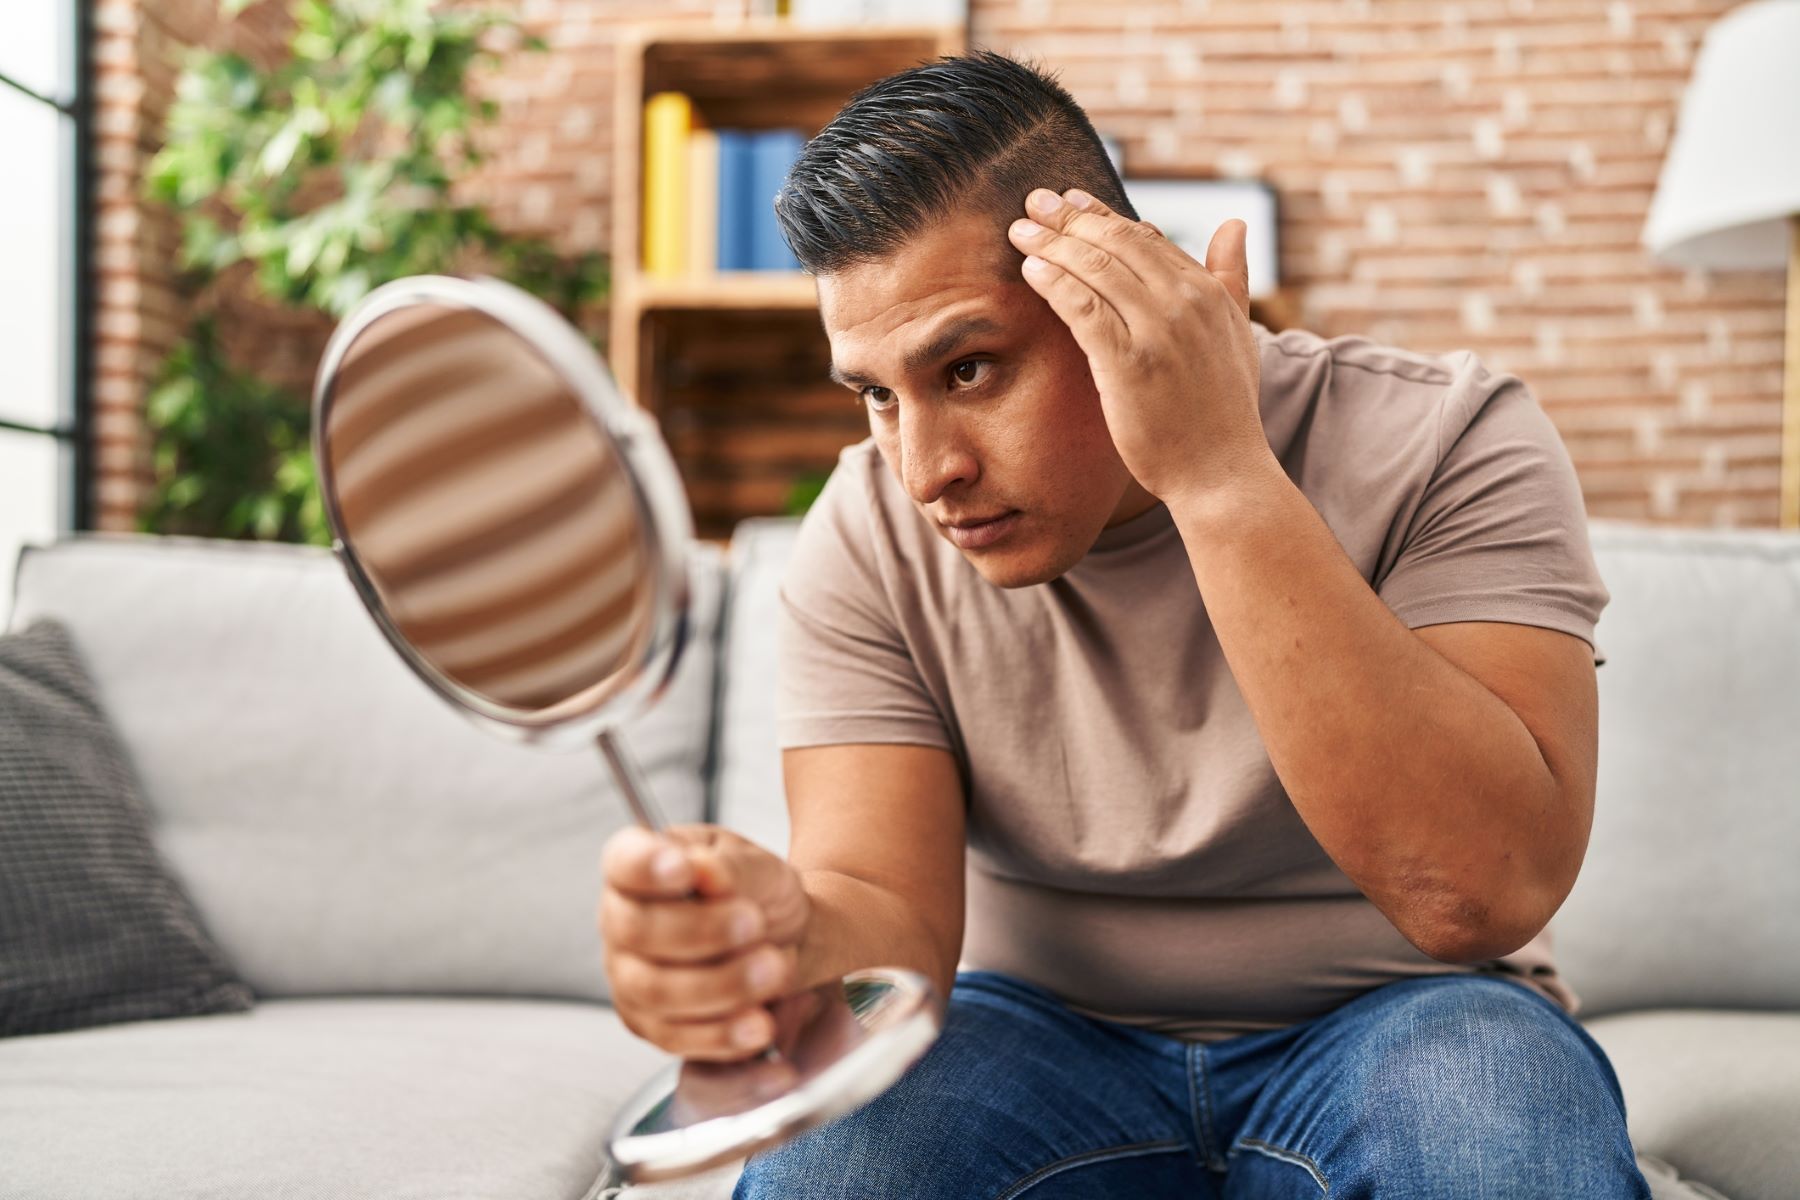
[599,824,811,1062]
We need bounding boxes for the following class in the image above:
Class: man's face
[817,207,1157,588]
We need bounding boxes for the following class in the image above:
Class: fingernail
[1021,255,1049,276]
[1026,188,1062,216]
[1010,218,1043,239]
[748,949,782,991]
[732,1013,767,1048]
[1065,188,1095,210]
[651,847,686,885]
[729,908,762,946]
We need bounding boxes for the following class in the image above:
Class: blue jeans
[734,969,1651,1199]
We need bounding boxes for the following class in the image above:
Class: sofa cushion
[712,518,799,854]
[0,619,252,1036]
[1583,1008,1800,1200]
[7,534,723,1002]
[1553,522,1800,1017]
[0,995,672,1199]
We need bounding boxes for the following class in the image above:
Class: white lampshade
[1642,0,1800,271]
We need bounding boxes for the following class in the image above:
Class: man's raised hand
[1006,187,1268,507]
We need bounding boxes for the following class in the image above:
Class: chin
[961,538,1080,589]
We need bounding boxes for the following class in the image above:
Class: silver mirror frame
[311,274,697,749]
[607,968,941,1183]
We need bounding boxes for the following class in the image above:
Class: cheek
[1016,354,1117,476]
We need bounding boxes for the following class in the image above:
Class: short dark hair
[774,49,1136,275]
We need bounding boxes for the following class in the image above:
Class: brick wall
[94,0,1787,530]
[90,0,294,532]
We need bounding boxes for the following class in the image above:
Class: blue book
[748,129,805,271]
[716,130,755,271]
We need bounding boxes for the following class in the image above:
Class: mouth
[940,510,1021,551]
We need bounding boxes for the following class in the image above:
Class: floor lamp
[1641,0,1800,529]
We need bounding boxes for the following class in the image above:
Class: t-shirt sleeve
[775,455,954,750]
[1375,376,1612,667]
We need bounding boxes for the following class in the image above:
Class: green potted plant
[142,0,607,544]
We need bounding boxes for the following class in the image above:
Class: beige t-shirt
[775,319,1611,1043]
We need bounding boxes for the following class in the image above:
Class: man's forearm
[792,868,960,1012]
[1166,449,1563,962]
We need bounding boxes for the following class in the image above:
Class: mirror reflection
[322,301,651,715]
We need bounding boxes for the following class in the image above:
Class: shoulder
[1256,321,1463,388]
[1256,321,1534,463]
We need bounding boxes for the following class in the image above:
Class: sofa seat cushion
[0,996,673,1200]
[1583,1008,1800,1200]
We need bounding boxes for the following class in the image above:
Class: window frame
[0,0,93,534]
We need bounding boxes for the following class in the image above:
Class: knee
[732,1064,1013,1200]
[1339,979,1639,1194]
[733,1103,924,1200]
[1361,980,1621,1136]
[733,999,1023,1200]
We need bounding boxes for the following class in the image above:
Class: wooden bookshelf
[610,22,965,536]
[610,23,968,362]
[634,272,821,313]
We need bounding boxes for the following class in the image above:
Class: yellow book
[686,125,720,277]
[643,92,692,279]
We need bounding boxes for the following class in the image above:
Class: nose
[896,402,978,507]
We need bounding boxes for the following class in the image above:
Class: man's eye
[861,386,896,411]
[950,360,991,387]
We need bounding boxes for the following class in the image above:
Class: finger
[1206,218,1252,318]
[609,943,795,1021]
[664,825,745,900]
[1009,215,1156,329]
[1031,187,1199,291]
[599,889,765,964]
[1017,251,1131,364]
[631,1006,777,1061]
[1019,188,1156,286]
[601,825,696,899]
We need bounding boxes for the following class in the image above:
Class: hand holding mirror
[311,274,940,1183]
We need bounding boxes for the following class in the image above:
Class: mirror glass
[321,300,653,718]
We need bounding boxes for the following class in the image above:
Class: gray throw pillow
[0,619,252,1037]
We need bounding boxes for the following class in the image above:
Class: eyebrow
[828,316,1006,388]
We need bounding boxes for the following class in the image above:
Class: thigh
[733,970,1207,1200]
[1220,974,1652,1200]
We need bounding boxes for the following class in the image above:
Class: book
[749,129,805,271]
[642,91,692,278]
[686,125,720,276]
[716,130,755,272]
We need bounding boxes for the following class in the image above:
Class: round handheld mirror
[312,275,940,1184]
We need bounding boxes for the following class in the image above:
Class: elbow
[1415,882,1564,965]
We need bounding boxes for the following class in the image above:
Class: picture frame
[1121,176,1282,300]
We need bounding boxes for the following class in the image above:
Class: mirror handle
[597,730,669,832]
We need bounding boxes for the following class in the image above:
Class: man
[600,50,1651,1198]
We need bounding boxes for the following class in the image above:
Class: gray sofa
[1,519,1795,1200]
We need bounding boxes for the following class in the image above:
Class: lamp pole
[1785,213,1800,530]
